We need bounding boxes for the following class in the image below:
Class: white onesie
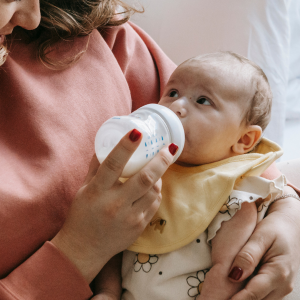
[122,175,285,300]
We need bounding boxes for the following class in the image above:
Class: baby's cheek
[158,99,167,106]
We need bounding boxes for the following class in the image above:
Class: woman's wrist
[267,185,300,226]
[52,228,108,284]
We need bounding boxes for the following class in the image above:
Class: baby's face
[159,60,252,166]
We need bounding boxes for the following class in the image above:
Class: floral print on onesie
[121,175,286,300]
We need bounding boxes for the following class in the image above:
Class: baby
[94,51,285,300]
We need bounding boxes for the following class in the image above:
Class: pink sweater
[0,22,175,299]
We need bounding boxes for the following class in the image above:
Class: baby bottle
[95,104,185,178]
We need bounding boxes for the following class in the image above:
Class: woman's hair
[186,51,272,132]
[0,42,8,66]
[0,0,143,68]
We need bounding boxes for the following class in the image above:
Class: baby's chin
[174,150,221,167]
[174,153,202,167]
[174,160,198,167]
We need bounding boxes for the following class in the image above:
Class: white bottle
[95,104,185,177]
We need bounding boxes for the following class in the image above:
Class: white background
[129,0,300,162]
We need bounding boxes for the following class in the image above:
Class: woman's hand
[52,129,178,283]
[228,186,300,300]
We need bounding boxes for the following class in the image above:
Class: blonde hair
[0,0,143,68]
[0,42,8,66]
[187,51,272,131]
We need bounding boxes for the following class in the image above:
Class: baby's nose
[170,98,187,117]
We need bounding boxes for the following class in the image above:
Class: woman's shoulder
[99,21,176,109]
[100,21,176,78]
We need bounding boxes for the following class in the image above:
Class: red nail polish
[129,129,142,142]
[169,143,178,156]
[229,267,243,281]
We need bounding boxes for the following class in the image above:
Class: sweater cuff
[0,241,93,300]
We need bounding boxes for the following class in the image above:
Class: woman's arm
[0,131,177,300]
[0,242,93,300]
[229,160,300,300]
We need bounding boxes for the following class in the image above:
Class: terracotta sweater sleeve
[0,242,92,300]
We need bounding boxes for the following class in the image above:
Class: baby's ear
[232,125,262,155]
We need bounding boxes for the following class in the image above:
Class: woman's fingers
[131,179,162,212]
[230,272,274,300]
[83,154,100,185]
[142,194,162,224]
[123,144,177,204]
[95,129,142,189]
[228,201,300,300]
[121,144,177,231]
[228,222,275,282]
[230,266,292,300]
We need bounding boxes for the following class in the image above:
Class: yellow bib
[128,138,282,254]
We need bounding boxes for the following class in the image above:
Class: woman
[0,1,299,299]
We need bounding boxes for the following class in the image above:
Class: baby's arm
[92,253,122,300]
[198,202,257,300]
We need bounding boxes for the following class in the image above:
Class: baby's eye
[169,90,179,98]
[197,97,211,105]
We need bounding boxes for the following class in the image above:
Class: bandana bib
[128,138,283,254]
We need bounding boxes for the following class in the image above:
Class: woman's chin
[0,35,5,45]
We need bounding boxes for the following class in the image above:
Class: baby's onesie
[122,138,284,300]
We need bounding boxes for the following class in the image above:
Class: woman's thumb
[228,227,273,282]
[83,154,100,185]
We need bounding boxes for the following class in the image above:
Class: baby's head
[159,51,272,166]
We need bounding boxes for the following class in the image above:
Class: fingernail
[169,143,178,156]
[229,267,243,281]
[129,129,142,142]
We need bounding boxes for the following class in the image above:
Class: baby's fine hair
[187,51,272,132]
